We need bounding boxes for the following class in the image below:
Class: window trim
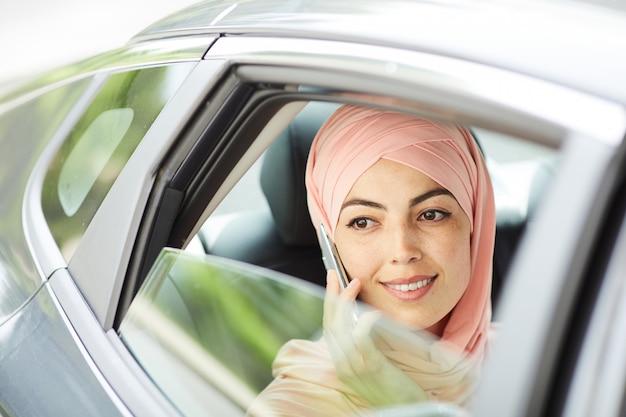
[64,60,227,329]
[206,36,626,147]
[554,141,626,417]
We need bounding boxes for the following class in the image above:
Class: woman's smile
[382,275,437,292]
[381,275,437,300]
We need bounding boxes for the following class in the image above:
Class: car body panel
[0,77,92,321]
[0,282,125,416]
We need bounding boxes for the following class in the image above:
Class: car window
[124,100,562,416]
[119,248,325,416]
[120,247,473,416]
[41,63,195,261]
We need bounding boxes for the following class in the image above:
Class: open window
[185,100,559,305]
[119,90,560,415]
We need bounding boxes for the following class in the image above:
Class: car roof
[131,0,626,105]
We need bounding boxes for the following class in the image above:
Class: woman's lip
[381,275,437,300]
[382,275,437,286]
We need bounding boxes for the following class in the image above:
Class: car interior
[190,101,556,309]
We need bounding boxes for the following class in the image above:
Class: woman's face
[334,158,471,335]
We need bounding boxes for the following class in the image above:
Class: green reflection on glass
[58,108,134,216]
[120,249,324,415]
[42,63,194,261]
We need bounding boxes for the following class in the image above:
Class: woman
[248,104,496,416]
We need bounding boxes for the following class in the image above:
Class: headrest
[260,103,339,246]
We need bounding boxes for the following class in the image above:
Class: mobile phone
[319,223,350,289]
[319,223,359,325]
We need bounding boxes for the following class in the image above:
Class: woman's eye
[419,209,450,222]
[348,217,374,230]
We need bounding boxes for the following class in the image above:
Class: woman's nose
[387,224,422,264]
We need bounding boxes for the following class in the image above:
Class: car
[2,0,626,416]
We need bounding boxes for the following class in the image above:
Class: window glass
[119,248,325,416]
[121,249,476,416]
[58,108,134,216]
[42,63,194,260]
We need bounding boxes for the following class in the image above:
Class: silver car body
[1,0,626,416]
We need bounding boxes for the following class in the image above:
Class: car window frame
[112,36,626,416]
[545,141,626,417]
[33,35,626,417]
[66,59,227,329]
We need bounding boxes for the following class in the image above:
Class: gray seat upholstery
[201,103,338,286]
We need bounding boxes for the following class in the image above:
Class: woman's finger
[340,278,361,302]
[323,271,340,329]
[324,272,360,325]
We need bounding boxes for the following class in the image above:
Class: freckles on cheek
[440,233,471,279]
[340,244,377,280]
[341,251,365,278]
[451,243,472,287]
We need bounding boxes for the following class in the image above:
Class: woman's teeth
[386,277,434,292]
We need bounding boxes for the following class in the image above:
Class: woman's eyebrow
[340,187,453,212]
[341,199,385,211]
[409,188,454,207]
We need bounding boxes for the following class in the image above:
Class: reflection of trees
[131,250,324,395]
[41,65,190,260]
[165,254,323,392]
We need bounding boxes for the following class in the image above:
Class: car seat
[199,102,338,286]
[199,102,549,308]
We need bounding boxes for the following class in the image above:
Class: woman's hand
[323,271,428,408]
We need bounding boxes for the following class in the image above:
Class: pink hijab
[305,104,496,355]
[248,105,497,415]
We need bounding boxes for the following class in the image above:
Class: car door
[17,38,219,416]
[110,35,626,416]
